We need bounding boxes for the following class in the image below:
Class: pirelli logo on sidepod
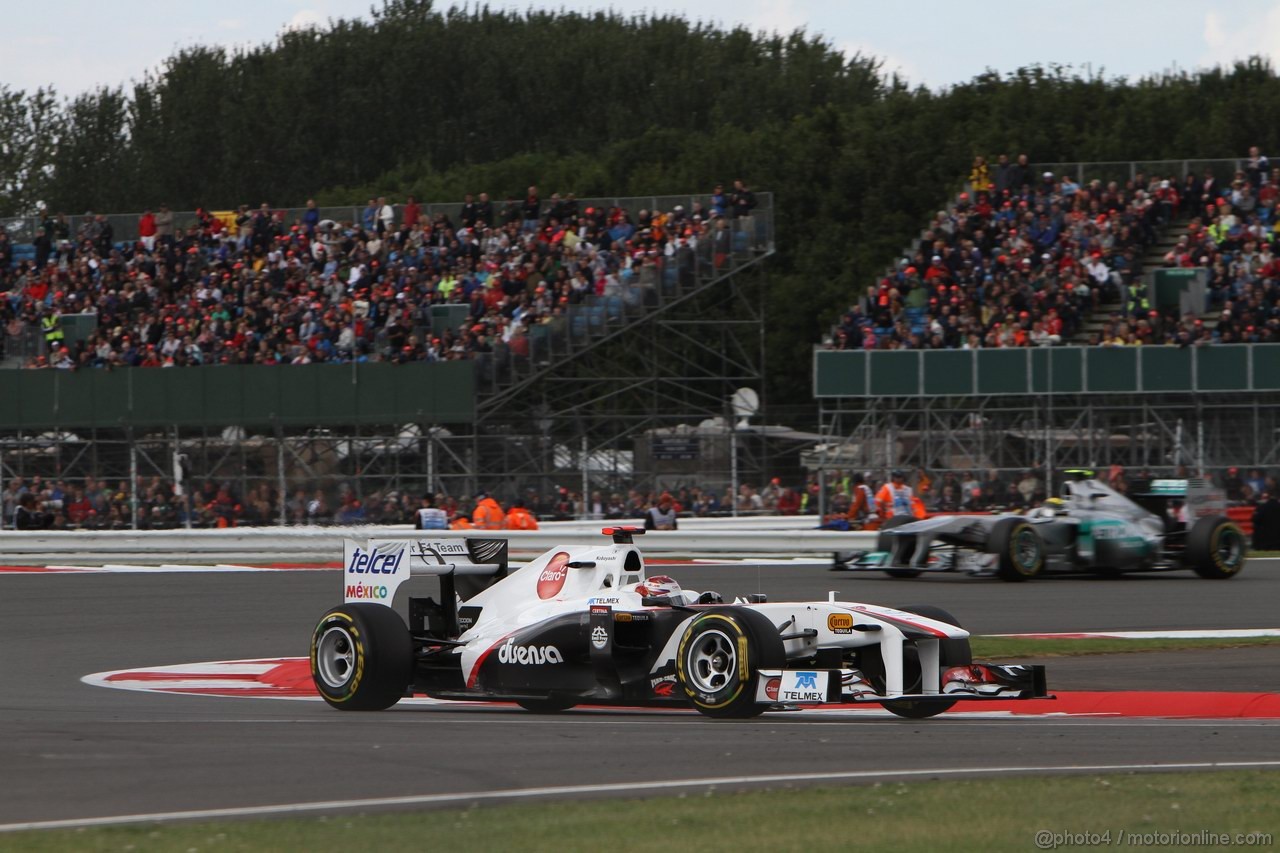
[828,613,854,634]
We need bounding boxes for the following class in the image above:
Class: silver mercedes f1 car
[310,527,1049,718]
[835,472,1247,581]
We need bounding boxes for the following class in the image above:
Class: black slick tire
[310,603,413,711]
[1186,516,1247,579]
[676,608,784,719]
[989,517,1045,581]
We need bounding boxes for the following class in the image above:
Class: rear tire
[989,518,1045,581]
[311,604,413,711]
[676,608,784,718]
[1186,516,1247,579]
[880,605,971,720]
[878,515,922,578]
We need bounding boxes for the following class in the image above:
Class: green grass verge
[6,771,1277,852]
[971,635,1280,659]
[1251,550,1280,558]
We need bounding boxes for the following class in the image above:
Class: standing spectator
[460,194,479,228]
[522,186,541,233]
[414,492,448,530]
[875,471,915,519]
[969,155,991,192]
[1224,467,1246,501]
[730,179,757,218]
[138,210,157,252]
[377,196,395,235]
[402,195,421,229]
[1006,153,1031,193]
[471,491,504,530]
[475,192,494,228]
[33,227,52,269]
[154,204,174,246]
[1252,492,1280,549]
[1245,468,1267,499]
[302,199,320,236]
[993,154,1013,194]
[1246,146,1270,191]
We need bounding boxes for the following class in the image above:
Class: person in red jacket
[138,210,157,252]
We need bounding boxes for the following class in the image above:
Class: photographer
[13,493,54,530]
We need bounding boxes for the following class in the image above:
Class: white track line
[3,760,1280,833]
[993,629,1280,639]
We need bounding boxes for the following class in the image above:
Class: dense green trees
[2,2,1280,402]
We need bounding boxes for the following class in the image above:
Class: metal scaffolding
[816,391,1280,484]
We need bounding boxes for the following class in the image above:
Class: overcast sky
[4,0,1279,97]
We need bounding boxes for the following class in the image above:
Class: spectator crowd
[6,463,1274,537]
[0,181,760,369]
[829,148,1280,351]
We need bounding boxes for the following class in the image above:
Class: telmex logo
[537,552,571,599]
[496,638,564,665]
[347,546,403,575]
[345,584,388,600]
[828,613,854,633]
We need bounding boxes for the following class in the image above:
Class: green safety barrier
[815,344,1278,398]
[0,362,475,429]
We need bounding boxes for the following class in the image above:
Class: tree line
[2,0,1280,403]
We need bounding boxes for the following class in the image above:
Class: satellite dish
[730,387,759,429]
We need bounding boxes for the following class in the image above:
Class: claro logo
[536,552,572,599]
[496,638,564,665]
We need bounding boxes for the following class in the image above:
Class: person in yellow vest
[41,309,65,351]
[505,499,539,530]
[471,491,505,530]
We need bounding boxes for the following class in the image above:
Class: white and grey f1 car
[310,527,1049,718]
[835,473,1246,582]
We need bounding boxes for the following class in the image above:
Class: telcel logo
[347,546,404,575]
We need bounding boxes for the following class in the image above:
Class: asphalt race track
[1,558,1278,829]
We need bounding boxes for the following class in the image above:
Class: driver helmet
[636,574,682,600]
[1045,497,1067,513]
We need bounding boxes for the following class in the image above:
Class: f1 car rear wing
[342,537,508,607]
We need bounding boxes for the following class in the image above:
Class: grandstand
[0,193,775,527]
[813,156,1280,510]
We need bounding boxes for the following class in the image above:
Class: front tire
[1186,516,1247,579]
[676,608,784,718]
[989,518,1045,581]
[311,604,413,711]
[880,604,972,720]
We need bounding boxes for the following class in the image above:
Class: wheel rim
[686,628,738,694]
[1216,527,1244,571]
[315,625,357,689]
[1013,528,1040,571]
